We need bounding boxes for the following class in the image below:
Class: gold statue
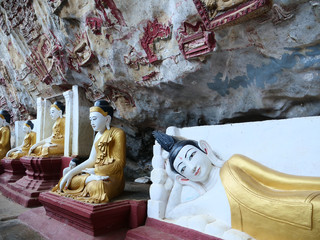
[0,110,11,159]
[201,0,248,18]
[52,100,126,203]
[6,120,36,159]
[29,101,65,157]
[153,131,320,240]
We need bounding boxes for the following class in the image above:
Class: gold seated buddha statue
[6,120,36,159]
[29,101,65,157]
[0,110,11,160]
[52,100,126,204]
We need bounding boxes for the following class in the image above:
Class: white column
[36,97,43,142]
[63,90,73,157]
[72,85,79,156]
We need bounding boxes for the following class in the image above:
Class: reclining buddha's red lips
[195,167,201,176]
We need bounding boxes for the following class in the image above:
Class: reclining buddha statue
[153,131,320,240]
[0,110,11,160]
[6,120,36,159]
[52,100,126,203]
[29,101,65,157]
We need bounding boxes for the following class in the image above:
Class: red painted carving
[193,0,271,30]
[95,0,126,26]
[140,20,172,64]
[86,17,103,35]
[142,71,158,82]
[176,21,216,59]
[26,32,67,84]
[124,47,148,70]
[0,0,42,44]
[0,97,7,107]
[87,0,126,38]
[0,78,6,86]
[68,32,96,72]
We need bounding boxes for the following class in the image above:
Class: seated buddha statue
[153,131,320,240]
[29,101,65,157]
[0,110,11,160]
[6,120,36,159]
[52,100,126,204]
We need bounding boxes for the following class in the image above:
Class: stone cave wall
[0,0,319,179]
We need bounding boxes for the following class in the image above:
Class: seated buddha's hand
[60,172,72,190]
[43,142,57,148]
[82,168,95,175]
[28,144,37,154]
[85,174,109,184]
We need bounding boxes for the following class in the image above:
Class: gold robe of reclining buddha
[52,127,126,203]
[0,126,10,160]
[220,154,320,240]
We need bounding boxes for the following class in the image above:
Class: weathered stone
[0,0,318,178]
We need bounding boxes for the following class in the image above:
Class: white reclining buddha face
[173,144,213,182]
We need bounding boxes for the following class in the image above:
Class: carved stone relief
[140,19,172,64]
[26,33,67,84]
[176,21,216,59]
[193,0,272,30]
[68,32,96,73]
[0,0,42,44]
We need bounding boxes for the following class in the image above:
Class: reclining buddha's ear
[199,140,225,168]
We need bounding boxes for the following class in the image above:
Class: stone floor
[0,182,150,240]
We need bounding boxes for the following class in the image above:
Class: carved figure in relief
[201,0,248,18]
[0,110,11,160]
[153,131,320,240]
[6,120,36,159]
[29,101,65,157]
[52,100,126,203]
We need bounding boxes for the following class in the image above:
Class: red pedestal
[39,192,147,236]
[0,157,26,184]
[126,218,222,240]
[0,156,61,207]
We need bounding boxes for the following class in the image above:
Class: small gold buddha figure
[0,110,11,160]
[6,120,36,159]
[29,101,65,157]
[52,100,126,204]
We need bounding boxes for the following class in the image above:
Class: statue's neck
[202,165,220,191]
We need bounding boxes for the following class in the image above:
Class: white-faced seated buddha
[6,120,36,159]
[0,110,11,160]
[153,131,320,240]
[52,100,126,203]
[29,101,65,157]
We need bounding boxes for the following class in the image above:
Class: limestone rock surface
[0,0,319,178]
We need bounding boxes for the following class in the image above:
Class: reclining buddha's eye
[181,166,186,174]
[189,151,196,160]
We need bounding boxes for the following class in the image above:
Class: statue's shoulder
[1,126,10,133]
